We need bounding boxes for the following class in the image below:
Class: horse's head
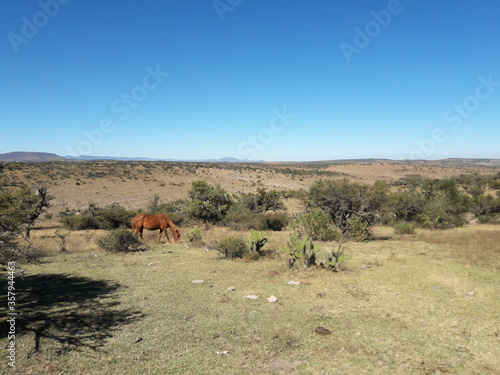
[174,228,181,242]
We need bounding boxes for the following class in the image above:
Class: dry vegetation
[1,160,499,374]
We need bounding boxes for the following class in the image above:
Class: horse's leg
[139,226,144,240]
[162,225,171,243]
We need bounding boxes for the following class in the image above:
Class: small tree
[0,182,45,263]
[187,181,233,224]
[306,179,386,239]
[24,186,51,238]
[241,188,284,213]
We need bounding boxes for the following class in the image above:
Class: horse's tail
[131,214,144,231]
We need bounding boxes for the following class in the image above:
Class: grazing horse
[131,214,181,243]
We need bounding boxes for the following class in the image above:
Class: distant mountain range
[1,151,500,167]
[0,152,260,163]
[0,152,66,162]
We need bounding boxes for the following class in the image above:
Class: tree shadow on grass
[0,273,145,356]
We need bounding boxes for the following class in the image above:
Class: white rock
[288,281,301,285]
[216,350,229,356]
[267,295,278,303]
[227,286,236,292]
[243,295,259,300]
[192,280,205,284]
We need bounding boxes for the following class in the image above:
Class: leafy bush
[60,203,134,230]
[97,228,149,253]
[223,206,289,232]
[187,181,233,223]
[347,216,371,241]
[260,213,289,231]
[223,205,263,230]
[393,222,416,235]
[306,179,387,237]
[292,208,338,241]
[216,236,249,259]
[240,188,284,213]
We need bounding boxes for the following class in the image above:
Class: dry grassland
[1,161,499,374]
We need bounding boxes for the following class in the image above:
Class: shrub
[97,228,149,253]
[60,203,134,230]
[292,208,338,241]
[240,188,284,213]
[260,213,289,231]
[347,216,371,241]
[60,215,100,230]
[223,205,262,230]
[306,179,386,237]
[187,181,233,223]
[217,236,249,259]
[393,222,416,235]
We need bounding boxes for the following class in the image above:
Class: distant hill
[0,152,66,162]
[2,152,499,166]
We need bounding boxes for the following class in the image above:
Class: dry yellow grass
[3,224,499,375]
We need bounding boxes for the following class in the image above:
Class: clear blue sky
[1,0,499,161]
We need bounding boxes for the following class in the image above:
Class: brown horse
[131,214,181,243]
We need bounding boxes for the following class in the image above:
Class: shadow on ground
[0,273,145,356]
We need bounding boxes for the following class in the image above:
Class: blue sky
[1,0,499,161]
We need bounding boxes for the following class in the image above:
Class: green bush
[347,216,371,241]
[187,181,233,223]
[393,222,416,235]
[307,179,386,237]
[260,213,289,231]
[217,236,249,259]
[60,215,100,230]
[223,205,262,230]
[292,208,338,241]
[60,203,134,230]
[97,228,149,253]
[240,188,284,213]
